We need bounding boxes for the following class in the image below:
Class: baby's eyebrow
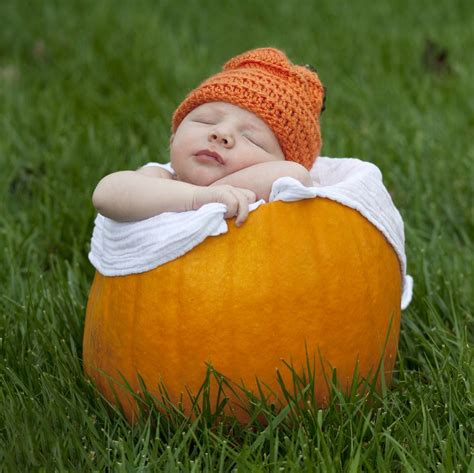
[191,108,223,118]
[241,122,265,134]
[199,106,225,117]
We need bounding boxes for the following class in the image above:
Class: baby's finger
[236,187,257,203]
[221,193,239,219]
[232,189,250,226]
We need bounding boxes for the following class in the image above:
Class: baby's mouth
[194,149,224,165]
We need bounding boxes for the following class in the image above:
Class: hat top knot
[224,48,292,73]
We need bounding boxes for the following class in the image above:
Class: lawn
[1,0,473,470]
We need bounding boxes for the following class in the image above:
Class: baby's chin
[176,171,220,187]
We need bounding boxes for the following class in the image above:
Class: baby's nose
[209,130,235,147]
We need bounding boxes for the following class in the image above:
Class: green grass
[1,0,473,470]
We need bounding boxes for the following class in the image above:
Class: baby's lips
[195,149,224,164]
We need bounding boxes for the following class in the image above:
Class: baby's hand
[192,185,257,226]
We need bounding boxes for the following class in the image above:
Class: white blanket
[89,157,413,309]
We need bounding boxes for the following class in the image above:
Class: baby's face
[170,102,285,186]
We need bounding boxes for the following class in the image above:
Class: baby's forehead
[189,102,271,132]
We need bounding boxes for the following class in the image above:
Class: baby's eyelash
[193,119,215,124]
[244,135,265,149]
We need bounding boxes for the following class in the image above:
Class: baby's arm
[92,167,196,221]
[209,161,313,201]
[92,167,256,224]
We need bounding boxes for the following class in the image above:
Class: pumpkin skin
[83,199,401,423]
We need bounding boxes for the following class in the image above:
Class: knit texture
[172,48,325,170]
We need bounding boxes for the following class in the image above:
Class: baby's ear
[169,134,175,144]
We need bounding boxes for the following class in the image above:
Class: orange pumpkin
[83,198,401,423]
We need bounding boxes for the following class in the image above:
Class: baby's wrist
[190,186,210,211]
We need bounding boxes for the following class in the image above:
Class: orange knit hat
[172,48,325,170]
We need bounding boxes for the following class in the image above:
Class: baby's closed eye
[243,134,266,150]
[192,119,216,125]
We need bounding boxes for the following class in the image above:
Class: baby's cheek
[230,148,270,170]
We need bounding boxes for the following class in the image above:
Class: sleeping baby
[92,47,325,226]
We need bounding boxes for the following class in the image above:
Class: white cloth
[89,157,413,309]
